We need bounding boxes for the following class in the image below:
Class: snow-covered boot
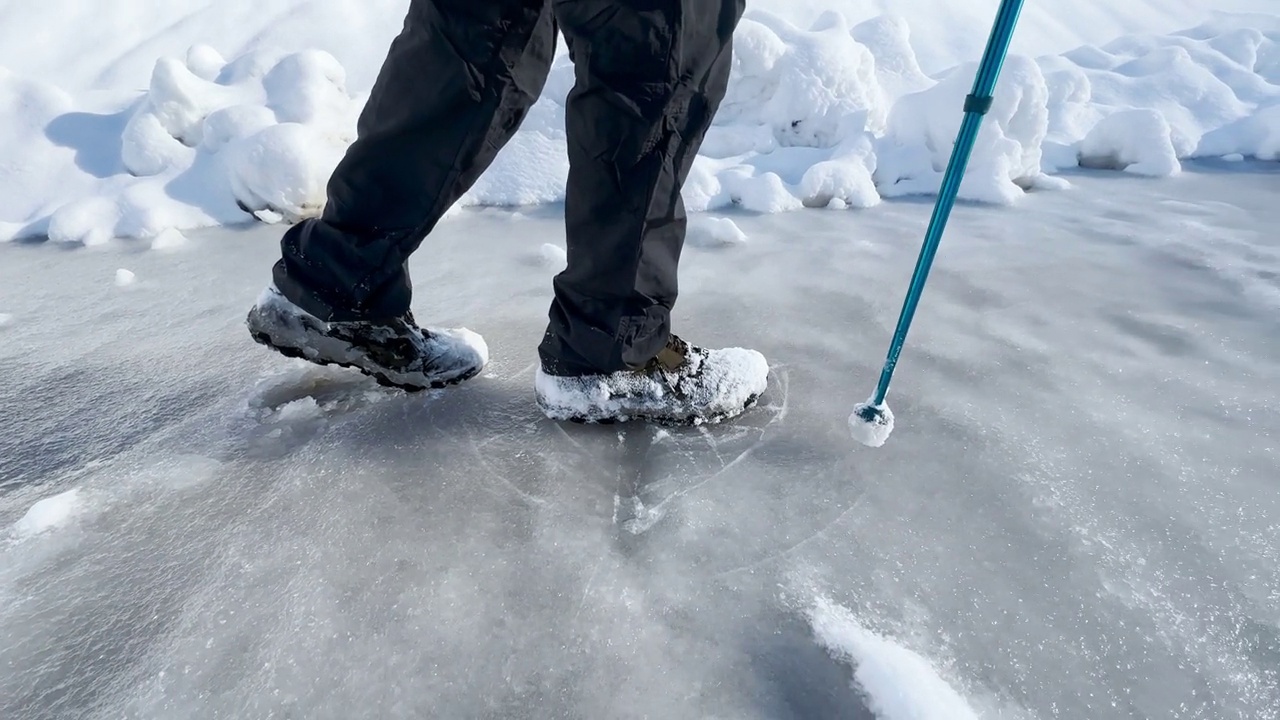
[246,286,488,391]
[535,335,769,426]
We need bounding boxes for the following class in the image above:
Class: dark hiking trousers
[270,0,745,376]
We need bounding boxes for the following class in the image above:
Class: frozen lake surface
[1,163,1277,719]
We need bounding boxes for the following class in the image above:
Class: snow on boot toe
[246,285,487,391]
[535,336,769,426]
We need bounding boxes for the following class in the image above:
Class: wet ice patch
[11,489,81,539]
[810,598,981,720]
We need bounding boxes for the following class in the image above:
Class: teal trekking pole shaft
[851,0,1026,447]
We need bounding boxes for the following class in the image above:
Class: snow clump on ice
[810,597,982,720]
[10,489,81,539]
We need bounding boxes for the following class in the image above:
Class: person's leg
[272,0,557,322]
[540,0,745,375]
[533,0,766,425]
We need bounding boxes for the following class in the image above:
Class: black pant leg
[539,0,744,375]
[273,0,556,322]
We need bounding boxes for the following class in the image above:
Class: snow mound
[151,227,188,250]
[1042,17,1280,169]
[810,598,980,720]
[2,11,1278,244]
[11,489,81,539]
[1079,109,1182,176]
[1196,103,1280,160]
[0,313,12,327]
[722,12,888,146]
[877,54,1051,203]
[115,268,137,286]
[4,48,360,244]
[688,216,748,247]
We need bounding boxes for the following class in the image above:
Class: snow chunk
[121,110,191,177]
[115,268,137,286]
[275,397,324,423]
[799,132,880,209]
[1079,109,1182,176]
[722,12,888,147]
[140,56,243,148]
[151,227,188,250]
[186,45,227,82]
[200,104,277,154]
[810,598,980,720]
[0,313,12,327]
[722,169,806,213]
[48,196,119,245]
[539,242,567,268]
[11,489,81,538]
[688,216,748,247]
[227,123,345,222]
[263,50,351,125]
[851,15,933,101]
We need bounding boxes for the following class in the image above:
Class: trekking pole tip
[849,399,895,448]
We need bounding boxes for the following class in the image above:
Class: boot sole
[547,393,762,428]
[250,331,481,393]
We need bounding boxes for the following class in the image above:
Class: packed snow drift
[1,4,1277,244]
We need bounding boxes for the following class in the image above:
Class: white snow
[0,313,11,327]
[687,216,749,247]
[1,2,1276,243]
[115,268,137,287]
[1197,104,1280,160]
[1079,109,1183,176]
[151,227,188,250]
[534,345,769,425]
[810,598,981,720]
[538,242,567,268]
[849,400,895,448]
[877,54,1052,203]
[11,489,81,538]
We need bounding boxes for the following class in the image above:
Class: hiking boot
[535,335,769,426]
[246,285,488,391]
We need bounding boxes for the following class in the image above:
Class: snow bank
[1196,103,1280,160]
[877,54,1051,203]
[1,9,1277,244]
[1,48,360,244]
[1040,15,1280,173]
[809,598,980,720]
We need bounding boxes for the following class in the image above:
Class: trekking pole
[850,0,1027,448]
